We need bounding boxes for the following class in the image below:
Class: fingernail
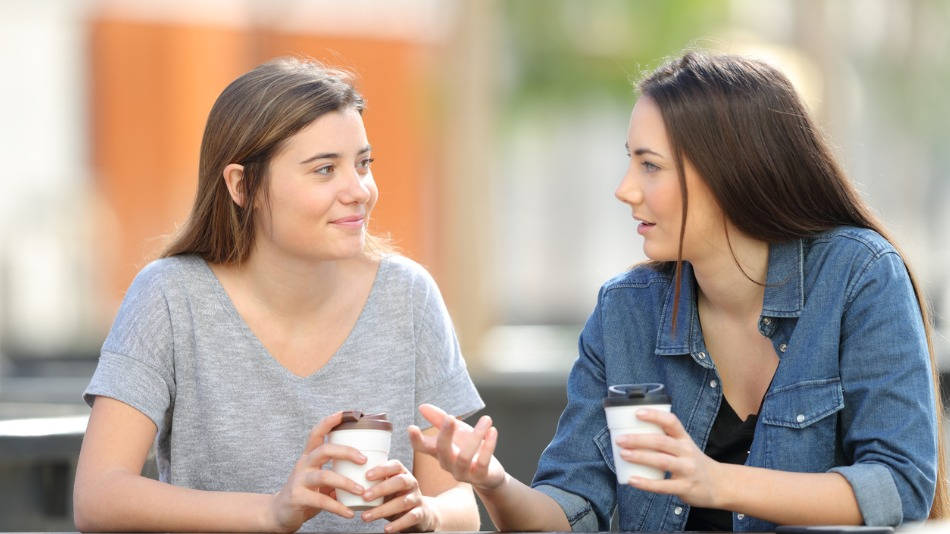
[363,512,373,521]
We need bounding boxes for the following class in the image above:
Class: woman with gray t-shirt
[74,58,484,533]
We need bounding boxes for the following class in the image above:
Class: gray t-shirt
[84,254,483,532]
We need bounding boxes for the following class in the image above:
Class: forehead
[627,96,669,149]
[279,107,367,156]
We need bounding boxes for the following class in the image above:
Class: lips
[330,215,365,224]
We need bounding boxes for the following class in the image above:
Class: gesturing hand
[615,408,724,508]
[408,404,507,493]
[268,412,367,532]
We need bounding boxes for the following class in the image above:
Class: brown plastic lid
[330,411,393,432]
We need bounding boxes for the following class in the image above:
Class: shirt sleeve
[531,285,616,531]
[83,261,176,430]
[831,250,938,525]
[411,266,484,427]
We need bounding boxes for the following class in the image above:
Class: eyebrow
[299,145,372,165]
[625,142,665,159]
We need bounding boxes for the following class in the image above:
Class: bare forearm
[74,471,274,532]
[426,483,481,531]
[475,474,571,532]
[716,464,862,525]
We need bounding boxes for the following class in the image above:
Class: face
[254,107,378,262]
[614,96,725,262]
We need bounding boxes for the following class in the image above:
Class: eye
[641,161,660,173]
[315,164,334,176]
[357,157,375,173]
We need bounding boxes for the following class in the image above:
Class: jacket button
[697,351,706,359]
[779,343,788,352]
[737,513,745,520]
[674,506,683,515]
[710,380,718,388]
[796,414,805,423]
[762,317,772,325]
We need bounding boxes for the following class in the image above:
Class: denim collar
[655,239,804,355]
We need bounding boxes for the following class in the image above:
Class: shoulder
[124,255,207,304]
[377,254,440,294]
[805,226,896,259]
[803,226,902,278]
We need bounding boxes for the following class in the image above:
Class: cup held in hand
[603,384,672,483]
[328,411,393,510]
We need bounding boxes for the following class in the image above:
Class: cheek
[366,177,380,212]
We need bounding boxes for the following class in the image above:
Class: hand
[267,412,368,532]
[408,404,507,493]
[615,408,724,508]
[359,460,436,532]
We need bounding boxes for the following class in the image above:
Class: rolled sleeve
[830,463,902,526]
[83,350,172,429]
[534,484,599,532]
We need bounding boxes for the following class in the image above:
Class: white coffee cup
[328,412,393,510]
[603,383,672,484]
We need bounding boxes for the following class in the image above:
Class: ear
[222,163,246,207]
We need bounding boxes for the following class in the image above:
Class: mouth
[633,215,655,226]
[330,214,366,227]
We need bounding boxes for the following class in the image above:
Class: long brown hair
[638,51,947,518]
[162,57,390,263]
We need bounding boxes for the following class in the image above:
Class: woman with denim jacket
[410,52,947,531]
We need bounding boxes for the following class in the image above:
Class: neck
[690,229,769,321]
[223,243,369,318]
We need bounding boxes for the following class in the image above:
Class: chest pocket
[760,378,843,471]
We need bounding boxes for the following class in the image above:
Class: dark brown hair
[638,51,947,518]
[162,56,389,263]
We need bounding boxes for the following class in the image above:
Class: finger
[619,448,681,475]
[363,472,417,503]
[307,443,367,468]
[303,468,366,496]
[417,403,450,428]
[435,417,459,467]
[362,487,421,523]
[366,459,406,482]
[408,425,438,456]
[474,426,498,471]
[303,412,344,455]
[294,486,356,519]
[637,409,688,439]
[383,506,425,533]
[455,415,491,472]
[628,475,686,496]
[616,432,678,454]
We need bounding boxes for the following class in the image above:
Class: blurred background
[1,0,949,530]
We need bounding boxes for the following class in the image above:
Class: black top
[683,397,758,531]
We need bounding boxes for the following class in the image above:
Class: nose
[340,169,372,204]
[614,164,642,206]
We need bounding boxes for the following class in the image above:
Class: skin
[74,108,479,532]
[411,96,863,529]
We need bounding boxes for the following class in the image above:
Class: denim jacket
[532,227,938,531]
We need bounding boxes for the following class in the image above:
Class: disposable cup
[603,383,672,483]
[328,412,393,510]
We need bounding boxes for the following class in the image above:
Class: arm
[74,398,364,532]
[620,408,862,525]
[409,404,570,532]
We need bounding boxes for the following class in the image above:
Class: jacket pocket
[594,425,616,475]
[760,378,843,471]
[760,378,844,428]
